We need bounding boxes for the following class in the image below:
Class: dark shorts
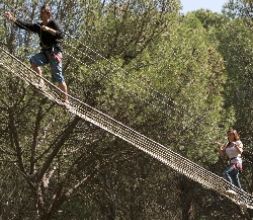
[29,51,64,83]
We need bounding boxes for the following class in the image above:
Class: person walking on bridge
[217,129,243,190]
[4,4,68,103]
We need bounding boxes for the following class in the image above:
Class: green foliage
[85,0,180,60]
[217,19,253,146]
[97,13,228,165]
[0,0,252,219]
[193,9,228,29]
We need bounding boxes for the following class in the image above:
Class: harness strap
[42,45,62,63]
[230,157,237,161]
[229,157,243,172]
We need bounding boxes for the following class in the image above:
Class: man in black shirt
[5,4,68,103]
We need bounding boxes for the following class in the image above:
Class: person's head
[40,4,52,20]
[227,128,240,142]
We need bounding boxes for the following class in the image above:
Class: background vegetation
[0,0,253,219]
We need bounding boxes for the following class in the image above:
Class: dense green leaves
[0,0,253,219]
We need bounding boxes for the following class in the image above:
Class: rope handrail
[0,47,253,209]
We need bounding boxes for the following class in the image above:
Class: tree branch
[36,117,80,181]
[8,107,25,173]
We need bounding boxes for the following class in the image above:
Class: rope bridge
[0,47,253,209]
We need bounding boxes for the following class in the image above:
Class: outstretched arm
[4,11,40,33]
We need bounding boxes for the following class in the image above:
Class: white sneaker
[64,101,73,111]
[226,189,237,195]
[38,78,45,89]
